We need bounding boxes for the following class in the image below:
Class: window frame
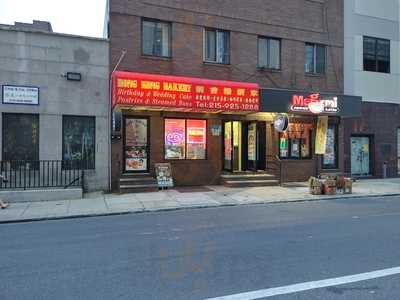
[305,42,326,74]
[141,17,172,58]
[322,123,339,169]
[164,118,208,161]
[62,115,96,170]
[2,113,39,162]
[363,36,390,73]
[257,36,281,70]
[203,28,230,64]
[397,127,400,176]
[278,128,313,160]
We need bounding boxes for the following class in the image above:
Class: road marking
[205,266,400,300]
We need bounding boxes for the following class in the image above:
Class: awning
[260,88,362,117]
[112,71,260,113]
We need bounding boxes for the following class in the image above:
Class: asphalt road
[2,196,400,300]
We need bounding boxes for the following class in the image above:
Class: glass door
[224,122,233,170]
[232,121,242,171]
[124,117,149,172]
[247,122,257,171]
[223,121,242,172]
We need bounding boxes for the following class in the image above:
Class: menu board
[155,163,174,188]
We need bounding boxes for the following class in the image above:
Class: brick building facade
[107,0,362,191]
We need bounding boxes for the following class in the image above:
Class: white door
[351,136,370,176]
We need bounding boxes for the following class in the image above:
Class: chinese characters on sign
[2,85,39,105]
[291,93,338,114]
[112,72,260,112]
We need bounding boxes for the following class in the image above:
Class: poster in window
[323,125,336,167]
[248,123,257,161]
[291,139,300,158]
[280,137,288,157]
[224,122,232,161]
[186,120,206,159]
[165,119,185,159]
[125,118,148,171]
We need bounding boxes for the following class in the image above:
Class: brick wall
[343,102,400,178]
[109,0,343,93]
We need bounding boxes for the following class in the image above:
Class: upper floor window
[258,37,281,69]
[204,29,230,64]
[363,36,390,73]
[142,19,171,58]
[305,43,326,74]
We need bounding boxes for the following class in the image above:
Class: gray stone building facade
[0,24,110,192]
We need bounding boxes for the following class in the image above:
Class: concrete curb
[1,193,400,224]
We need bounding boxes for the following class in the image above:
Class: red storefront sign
[112,71,260,112]
[291,93,339,114]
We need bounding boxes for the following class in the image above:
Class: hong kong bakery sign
[290,93,339,114]
[112,71,260,112]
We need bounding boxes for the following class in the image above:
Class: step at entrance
[220,172,279,188]
[118,173,158,193]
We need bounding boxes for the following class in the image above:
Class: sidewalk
[1,178,399,223]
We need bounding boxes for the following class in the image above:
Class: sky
[0,0,107,38]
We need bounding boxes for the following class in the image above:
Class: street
[2,196,400,300]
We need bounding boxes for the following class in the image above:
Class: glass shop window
[279,123,313,159]
[164,119,207,160]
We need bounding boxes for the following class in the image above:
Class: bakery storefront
[111,71,261,190]
[260,88,362,182]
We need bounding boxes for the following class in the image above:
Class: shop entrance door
[124,117,149,172]
[351,136,371,176]
[247,122,266,171]
[223,121,266,172]
[224,121,242,172]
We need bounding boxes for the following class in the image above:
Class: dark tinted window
[63,116,95,169]
[2,113,39,161]
[363,36,390,73]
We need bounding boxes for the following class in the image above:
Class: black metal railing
[266,155,283,186]
[0,160,85,190]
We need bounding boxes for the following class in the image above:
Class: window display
[187,120,206,159]
[165,119,206,160]
[165,119,186,159]
[125,118,148,171]
[279,123,312,159]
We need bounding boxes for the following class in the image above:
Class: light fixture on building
[64,72,82,81]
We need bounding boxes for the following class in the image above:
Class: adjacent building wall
[344,0,400,177]
[0,28,110,191]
